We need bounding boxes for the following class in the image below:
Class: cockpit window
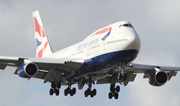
[119,24,133,28]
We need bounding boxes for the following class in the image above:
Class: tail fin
[32,10,53,58]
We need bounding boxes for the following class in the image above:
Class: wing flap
[96,76,112,84]
[123,72,137,86]
[96,72,137,85]
[33,70,47,79]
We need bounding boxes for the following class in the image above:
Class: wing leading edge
[0,56,84,83]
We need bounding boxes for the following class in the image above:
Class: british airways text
[77,38,99,51]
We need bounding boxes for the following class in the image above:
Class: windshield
[119,24,133,28]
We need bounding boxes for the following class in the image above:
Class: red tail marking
[38,41,48,58]
[34,17,46,37]
[38,49,43,58]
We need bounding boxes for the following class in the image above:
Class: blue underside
[65,49,139,80]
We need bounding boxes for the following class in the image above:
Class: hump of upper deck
[83,21,132,41]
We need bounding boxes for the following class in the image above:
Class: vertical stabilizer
[32,10,53,58]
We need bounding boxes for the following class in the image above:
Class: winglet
[32,10,53,58]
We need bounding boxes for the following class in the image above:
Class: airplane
[0,10,179,99]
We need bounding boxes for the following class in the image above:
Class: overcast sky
[0,1,180,106]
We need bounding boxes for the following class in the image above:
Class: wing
[0,56,83,83]
[97,63,180,86]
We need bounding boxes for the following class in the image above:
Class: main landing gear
[49,81,76,97]
[64,87,76,96]
[84,82,97,98]
[108,85,120,99]
[108,62,127,99]
[49,82,61,96]
[84,88,97,98]
[108,73,127,100]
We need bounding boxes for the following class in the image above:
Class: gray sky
[0,1,180,106]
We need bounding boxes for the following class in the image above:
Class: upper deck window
[119,24,133,28]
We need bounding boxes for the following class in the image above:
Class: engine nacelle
[18,62,38,78]
[149,71,168,86]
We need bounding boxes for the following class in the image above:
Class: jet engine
[149,70,168,86]
[18,62,38,78]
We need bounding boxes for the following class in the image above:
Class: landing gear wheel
[84,90,88,97]
[87,88,91,95]
[108,92,113,99]
[64,89,68,96]
[67,87,70,93]
[70,91,74,96]
[72,88,76,95]
[114,93,119,99]
[109,84,121,99]
[92,89,96,96]
[90,92,94,97]
[116,86,120,92]
[84,88,97,97]
[50,89,54,96]
[51,82,56,88]
[55,89,59,96]
[64,87,76,96]
[57,82,61,89]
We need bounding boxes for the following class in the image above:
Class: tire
[55,89,59,96]
[51,82,56,88]
[92,89,97,96]
[114,93,118,99]
[49,89,54,96]
[67,87,70,93]
[72,88,76,95]
[87,88,91,95]
[108,92,113,99]
[64,89,68,96]
[70,90,74,96]
[84,90,88,97]
[90,91,94,98]
[116,86,120,92]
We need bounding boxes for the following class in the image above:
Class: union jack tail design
[33,10,53,58]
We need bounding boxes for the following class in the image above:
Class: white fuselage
[47,21,141,63]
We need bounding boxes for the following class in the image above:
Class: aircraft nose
[126,31,141,51]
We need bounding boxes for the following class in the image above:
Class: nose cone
[116,27,141,51]
[126,30,141,51]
